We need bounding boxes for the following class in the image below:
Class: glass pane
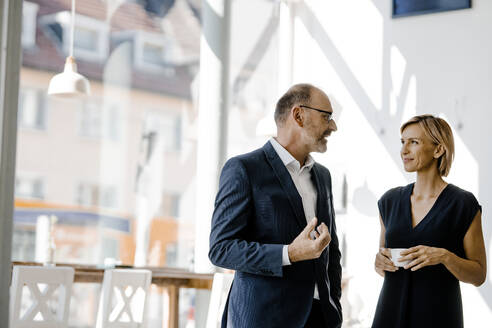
[15,0,281,327]
[228,0,280,156]
[16,0,203,326]
[16,0,201,268]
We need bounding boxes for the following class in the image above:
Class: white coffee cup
[390,248,410,267]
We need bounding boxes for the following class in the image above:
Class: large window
[13,0,281,327]
[15,1,203,326]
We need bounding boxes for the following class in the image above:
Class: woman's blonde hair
[400,115,455,177]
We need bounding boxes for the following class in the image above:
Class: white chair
[10,265,75,328]
[206,272,234,328]
[96,269,152,328]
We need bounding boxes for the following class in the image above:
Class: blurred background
[5,0,492,327]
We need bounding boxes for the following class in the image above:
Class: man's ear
[434,144,445,159]
[292,106,304,127]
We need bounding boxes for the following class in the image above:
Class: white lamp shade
[48,56,90,97]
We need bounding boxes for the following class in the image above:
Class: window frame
[0,0,23,324]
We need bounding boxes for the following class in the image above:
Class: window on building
[79,101,102,138]
[165,242,177,267]
[76,183,118,208]
[15,176,45,200]
[161,115,182,152]
[22,1,39,48]
[104,105,121,141]
[100,237,119,263]
[11,228,36,261]
[142,42,164,65]
[79,101,121,141]
[71,15,108,61]
[100,186,118,208]
[74,26,99,52]
[76,183,97,207]
[135,32,174,71]
[18,88,47,130]
[41,12,108,62]
[160,192,180,218]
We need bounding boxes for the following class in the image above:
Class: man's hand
[288,217,331,263]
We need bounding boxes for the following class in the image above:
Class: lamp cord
[70,0,75,58]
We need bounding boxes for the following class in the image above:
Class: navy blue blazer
[209,142,342,328]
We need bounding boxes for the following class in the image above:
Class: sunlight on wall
[292,1,491,325]
[310,81,407,326]
[389,45,407,116]
[436,115,487,325]
[305,0,383,110]
[293,7,408,323]
[462,283,492,327]
[443,115,479,196]
[400,75,416,125]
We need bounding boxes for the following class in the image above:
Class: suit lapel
[262,142,306,230]
[311,164,332,232]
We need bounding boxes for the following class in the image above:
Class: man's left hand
[400,245,449,271]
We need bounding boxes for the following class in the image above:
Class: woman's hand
[400,245,449,271]
[374,247,398,277]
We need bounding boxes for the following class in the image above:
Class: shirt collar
[269,138,315,172]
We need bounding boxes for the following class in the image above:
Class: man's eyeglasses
[299,105,333,121]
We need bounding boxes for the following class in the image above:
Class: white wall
[292,0,492,326]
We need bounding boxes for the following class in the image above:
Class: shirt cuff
[282,245,291,266]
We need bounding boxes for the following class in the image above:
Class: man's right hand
[288,217,331,263]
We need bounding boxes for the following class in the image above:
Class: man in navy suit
[209,84,342,328]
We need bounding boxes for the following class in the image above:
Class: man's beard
[305,130,329,153]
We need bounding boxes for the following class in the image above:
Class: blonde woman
[372,115,486,328]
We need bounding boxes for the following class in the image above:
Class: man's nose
[329,119,337,132]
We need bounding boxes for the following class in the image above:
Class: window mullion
[0,0,23,325]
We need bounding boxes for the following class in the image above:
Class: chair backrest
[206,272,234,328]
[10,265,75,328]
[96,269,152,328]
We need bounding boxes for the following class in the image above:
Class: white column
[277,0,295,95]
[35,216,50,262]
[255,0,295,137]
[0,0,23,324]
[194,0,232,274]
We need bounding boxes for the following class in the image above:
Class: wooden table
[12,261,214,328]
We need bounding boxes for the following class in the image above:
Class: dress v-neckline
[408,183,451,230]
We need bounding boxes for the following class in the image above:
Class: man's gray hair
[274,83,313,125]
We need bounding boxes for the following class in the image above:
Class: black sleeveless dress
[372,183,481,328]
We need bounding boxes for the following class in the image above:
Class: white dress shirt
[269,137,320,299]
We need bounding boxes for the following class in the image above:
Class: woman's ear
[292,106,304,127]
[434,144,445,159]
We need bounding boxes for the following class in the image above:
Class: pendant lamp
[47,0,90,97]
